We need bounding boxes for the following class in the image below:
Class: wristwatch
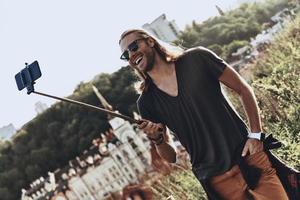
[248,132,266,141]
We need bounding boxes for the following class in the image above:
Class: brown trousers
[210,151,289,200]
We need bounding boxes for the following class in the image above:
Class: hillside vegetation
[176,0,289,61]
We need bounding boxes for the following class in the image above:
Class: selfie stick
[15,61,140,124]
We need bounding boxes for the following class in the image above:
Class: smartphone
[15,61,42,93]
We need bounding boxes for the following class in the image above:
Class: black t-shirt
[137,46,249,179]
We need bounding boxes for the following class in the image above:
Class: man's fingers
[250,143,263,155]
[138,121,148,129]
[242,139,264,156]
[138,120,165,139]
[140,121,157,134]
[144,122,155,132]
[242,144,249,157]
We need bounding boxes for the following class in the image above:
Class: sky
[0,0,243,130]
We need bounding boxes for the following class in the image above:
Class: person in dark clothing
[119,28,288,200]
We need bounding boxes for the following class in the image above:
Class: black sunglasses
[120,38,145,61]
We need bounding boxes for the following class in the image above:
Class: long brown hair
[119,29,184,93]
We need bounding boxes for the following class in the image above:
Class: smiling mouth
[135,56,143,65]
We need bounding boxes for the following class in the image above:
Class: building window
[116,154,124,164]
[128,137,138,149]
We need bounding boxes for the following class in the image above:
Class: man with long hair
[119,29,288,199]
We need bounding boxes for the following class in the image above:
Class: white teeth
[135,56,143,65]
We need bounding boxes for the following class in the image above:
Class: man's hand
[138,120,165,139]
[242,138,264,157]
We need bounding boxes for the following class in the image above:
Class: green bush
[251,14,300,169]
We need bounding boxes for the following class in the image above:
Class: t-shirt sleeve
[196,46,228,79]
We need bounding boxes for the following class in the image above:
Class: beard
[143,48,155,72]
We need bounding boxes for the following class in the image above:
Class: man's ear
[147,37,155,47]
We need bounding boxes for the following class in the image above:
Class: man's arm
[154,128,177,163]
[218,65,263,156]
[139,120,177,163]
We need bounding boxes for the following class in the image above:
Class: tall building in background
[142,14,180,43]
[0,123,16,140]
